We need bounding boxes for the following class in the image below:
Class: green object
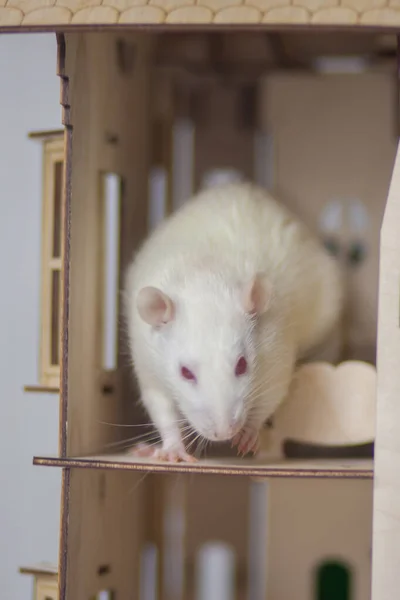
[315,560,351,600]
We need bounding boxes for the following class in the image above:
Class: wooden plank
[23,385,59,394]
[267,479,373,600]
[58,31,152,600]
[64,469,146,599]
[33,454,373,479]
[185,475,250,600]
[19,563,58,577]
[371,141,400,600]
[39,136,64,390]
[261,71,397,363]
[28,129,64,140]
[1,5,400,28]
[193,83,255,192]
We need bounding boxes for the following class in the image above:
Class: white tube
[195,541,235,600]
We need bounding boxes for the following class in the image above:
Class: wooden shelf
[19,563,58,577]
[33,452,373,479]
[24,385,59,394]
[28,129,64,140]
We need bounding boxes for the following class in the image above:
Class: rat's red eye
[235,356,248,377]
[181,366,196,382]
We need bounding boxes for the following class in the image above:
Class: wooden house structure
[5,6,400,600]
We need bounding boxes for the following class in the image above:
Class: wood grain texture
[2,0,400,26]
[261,71,396,364]
[20,563,58,576]
[23,384,59,393]
[267,479,373,600]
[58,32,152,600]
[371,141,400,600]
[33,453,374,478]
[39,136,64,390]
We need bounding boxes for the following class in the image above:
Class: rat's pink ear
[241,273,272,315]
[137,286,175,326]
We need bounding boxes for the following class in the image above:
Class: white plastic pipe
[148,166,167,230]
[102,172,121,371]
[195,541,236,600]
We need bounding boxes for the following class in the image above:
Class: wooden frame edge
[33,455,373,479]
[58,32,71,459]
[58,467,70,600]
[0,23,400,34]
[24,385,59,394]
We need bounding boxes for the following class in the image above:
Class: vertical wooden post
[56,32,71,600]
[59,31,152,600]
[371,141,400,600]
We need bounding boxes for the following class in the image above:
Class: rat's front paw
[232,426,260,457]
[129,442,197,463]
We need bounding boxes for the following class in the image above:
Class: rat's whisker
[98,422,150,429]
[104,431,161,450]
[128,471,151,495]
[197,437,208,458]
[186,434,201,454]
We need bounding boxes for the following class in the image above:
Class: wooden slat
[33,454,373,479]
[261,70,397,363]
[58,31,153,600]
[193,83,255,192]
[19,563,58,577]
[371,141,400,600]
[28,129,64,140]
[267,479,373,600]
[24,385,59,394]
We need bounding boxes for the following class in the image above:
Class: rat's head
[136,273,272,442]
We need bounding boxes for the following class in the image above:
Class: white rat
[124,182,344,462]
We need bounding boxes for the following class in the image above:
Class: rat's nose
[213,427,234,442]
[213,419,242,441]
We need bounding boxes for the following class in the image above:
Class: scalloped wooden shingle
[71,5,118,22]
[214,5,261,22]
[247,0,290,9]
[166,5,213,22]
[0,0,399,42]
[0,6,23,23]
[361,6,400,21]
[312,6,358,22]
[22,5,71,22]
[293,0,337,12]
[199,0,241,10]
[118,5,165,22]
[262,5,309,21]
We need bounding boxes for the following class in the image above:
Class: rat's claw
[232,427,260,457]
[128,442,197,463]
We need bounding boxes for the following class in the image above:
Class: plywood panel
[371,142,400,600]
[61,31,152,600]
[2,2,400,27]
[65,469,146,598]
[267,479,373,600]
[262,71,397,362]
[185,476,250,600]
[65,30,152,456]
[34,453,374,478]
[193,84,256,193]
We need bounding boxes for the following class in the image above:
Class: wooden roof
[1,0,400,29]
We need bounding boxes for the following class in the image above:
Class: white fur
[124,182,344,458]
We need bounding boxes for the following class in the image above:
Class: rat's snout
[212,424,238,442]
[210,411,244,442]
